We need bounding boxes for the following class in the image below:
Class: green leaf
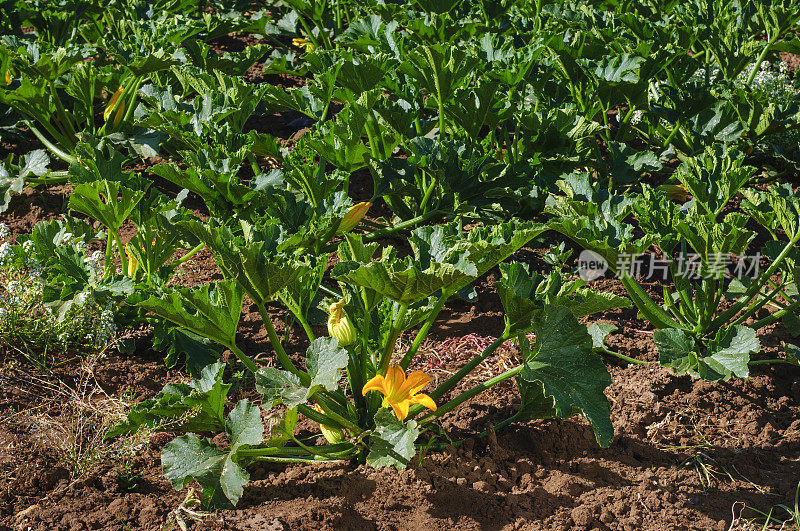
[131,282,243,348]
[783,313,800,338]
[306,337,349,391]
[255,367,307,408]
[784,342,800,365]
[333,240,477,305]
[514,377,557,422]
[521,307,614,447]
[162,399,262,510]
[256,338,348,407]
[703,326,758,380]
[18,149,49,178]
[153,326,223,378]
[654,328,697,376]
[366,408,419,469]
[106,362,230,438]
[674,145,753,218]
[0,161,25,214]
[655,326,758,381]
[266,407,299,446]
[498,262,630,334]
[588,323,618,350]
[181,219,307,306]
[68,180,145,232]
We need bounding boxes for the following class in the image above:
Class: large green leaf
[162,399,262,510]
[68,180,145,232]
[498,262,630,335]
[153,326,223,378]
[131,282,243,348]
[366,408,419,469]
[306,337,349,391]
[256,338,348,408]
[655,325,759,381]
[181,219,307,306]
[107,362,230,438]
[521,307,614,447]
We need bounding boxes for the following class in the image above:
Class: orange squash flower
[362,365,437,421]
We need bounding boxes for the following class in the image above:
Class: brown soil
[1,33,799,531]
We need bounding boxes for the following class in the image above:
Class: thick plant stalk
[429,333,509,401]
[228,343,260,375]
[378,303,409,373]
[255,301,308,384]
[421,365,523,422]
[399,291,451,370]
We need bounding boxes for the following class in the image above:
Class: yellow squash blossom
[327,300,356,346]
[104,86,125,125]
[362,365,437,421]
[124,243,138,278]
[337,201,371,234]
[292,38,316,52]
[313,404,344,444]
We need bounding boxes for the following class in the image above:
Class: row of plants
[1,0,799,510]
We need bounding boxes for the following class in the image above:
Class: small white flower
[22,240,34,254]
[0,242,10,265]
[6,280,21,295]
[0,223,9,241]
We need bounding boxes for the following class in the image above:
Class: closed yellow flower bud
[292,38,316,52]
[313,404,345,444]
[112,100,125,127]
[104,86,125,122]
[337,202,371,234]
[327,300,356,347]
[124,243,139,278]
[3,69,11,86]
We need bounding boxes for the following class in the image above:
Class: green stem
[118,75,143,129]
[297,16,322,51]
[300,401,363,435]
[256,301,308,384]
[113,232,127,274]
[731,281,786,327]
[378,303,409,373]
[418,174,439,215]
[619,274,682,330]
[746,38,777,87]
[399,291,450,371]
[25,121,76,163]
[423,46,446,136]
[26,170,70,186]
[597,347,649,365]
[709,235,800,330]
[363,210,446,241]
[103,232,114,279]
[429,333,509,402]
[278,293,316,343]
[237,443,355,458]
[291,436,344,459]
[751,299,800,330]
[748,358,794,366]
[48,79,76,140]
[173,242,206,266]
[248,455,348,464]
[318,283,343,300]
[228,343,260,375]
[421,365,523,423]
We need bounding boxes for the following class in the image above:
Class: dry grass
[396,332,520,388]
[4,352,144,481]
